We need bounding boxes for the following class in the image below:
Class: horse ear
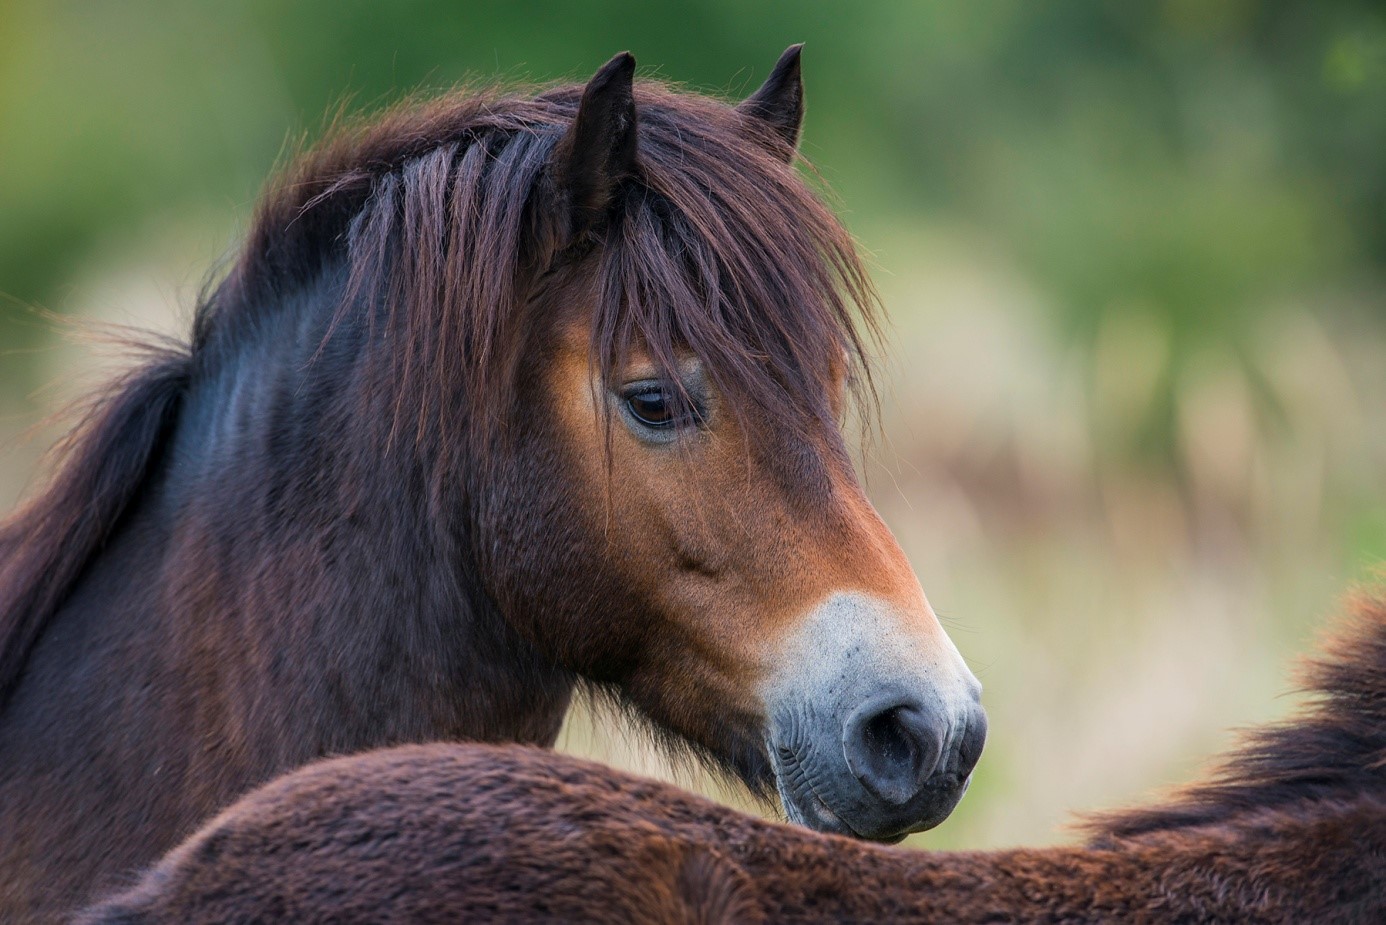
[549,51,638,243]
[737,44,804,160]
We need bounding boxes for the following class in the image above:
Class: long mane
[202,80,879,452]
[0,75,880,710]
[0,346,189,708]
[1090,588,1386,840]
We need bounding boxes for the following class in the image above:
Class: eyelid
[619,378,666,396]
[617,378,709,436]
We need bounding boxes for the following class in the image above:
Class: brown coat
[77,593,1386,923]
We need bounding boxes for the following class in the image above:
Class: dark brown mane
[201,79,880,454]
[0,75,880,711]
[1089,588,1386,840]
[0,346,189,707]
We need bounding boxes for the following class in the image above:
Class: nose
[842,694,986,806]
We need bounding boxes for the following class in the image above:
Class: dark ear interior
[546,52,639,249]
[737,44,805,160]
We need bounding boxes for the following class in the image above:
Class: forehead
[547,316,702,386]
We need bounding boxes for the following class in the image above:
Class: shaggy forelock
[195,79,880,458]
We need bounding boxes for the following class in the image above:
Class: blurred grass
[2,1,1384,849]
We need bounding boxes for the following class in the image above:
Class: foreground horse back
[79,592,1386,923]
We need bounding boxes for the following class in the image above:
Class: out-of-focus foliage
[2,0,1384,848]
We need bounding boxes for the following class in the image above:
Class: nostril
[863,708,914,770]
[843,700,944,806]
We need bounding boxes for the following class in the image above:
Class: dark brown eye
[626,388,674,427]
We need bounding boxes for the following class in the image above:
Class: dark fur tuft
[1087,589,1386,840]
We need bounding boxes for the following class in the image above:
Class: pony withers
[0,48,985,918]
[78,591,1386,924]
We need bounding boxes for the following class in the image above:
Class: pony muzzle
[763,592,985,842]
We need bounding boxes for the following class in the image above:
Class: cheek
[609,452,811,663]
[558,429,745,643]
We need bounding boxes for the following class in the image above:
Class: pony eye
[626,388,675,428]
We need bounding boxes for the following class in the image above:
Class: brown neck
[0,290,575,920]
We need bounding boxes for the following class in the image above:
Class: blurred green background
[2,1,1384,849]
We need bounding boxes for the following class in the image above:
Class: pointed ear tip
[585,52,636,97]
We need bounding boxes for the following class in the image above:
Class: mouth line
[773,741,972,843]
[773,743,866,839]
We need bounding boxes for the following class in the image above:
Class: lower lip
[804,791,847,830]
[789,774,974,844]
[788,782,867,839]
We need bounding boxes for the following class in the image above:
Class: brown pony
[75,590,1386,924]
[0,49,987,920]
